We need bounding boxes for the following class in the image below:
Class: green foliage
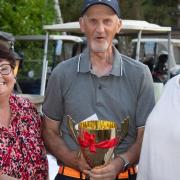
[141,0,177,26]
[120,0,143,19]
[149,0,177,6]
[15,39,56,80]
[0,0,178,35]
[60,0,83,22]
[15,41,44,80]
[0,0,55,35]
[119,0,177,26]
[0,0,56,84]
[0,0,178,34]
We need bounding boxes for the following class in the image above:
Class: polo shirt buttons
[96,83,102,105]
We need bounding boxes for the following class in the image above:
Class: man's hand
[83,127,145,180]
[69,150,91,172]
[83,157,124,180]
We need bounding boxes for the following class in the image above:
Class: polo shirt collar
[77,48,90,73]
[77,46,123,76]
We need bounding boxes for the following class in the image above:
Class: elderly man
[42,0,155,179]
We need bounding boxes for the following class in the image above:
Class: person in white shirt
[137,74,180,180]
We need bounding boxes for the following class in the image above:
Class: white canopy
[43,20,171,34]
[15,35,83,43]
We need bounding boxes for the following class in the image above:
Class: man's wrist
[116,154,130,171]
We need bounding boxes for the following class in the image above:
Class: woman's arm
[0,174,19,180]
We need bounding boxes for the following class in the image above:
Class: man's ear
[116,19,122,34]
[79,17,85,33]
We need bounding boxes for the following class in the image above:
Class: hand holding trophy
[67,116,129,168]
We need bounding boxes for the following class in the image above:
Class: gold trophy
[67,116,129,168]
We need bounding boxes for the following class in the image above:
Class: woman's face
[0,59,16,97]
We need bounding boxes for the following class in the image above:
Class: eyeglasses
[0,64,13,75]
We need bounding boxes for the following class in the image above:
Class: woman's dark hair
[0,43,16,68]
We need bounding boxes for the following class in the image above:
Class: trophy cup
[67,116,129,168]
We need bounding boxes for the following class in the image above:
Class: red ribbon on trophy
[78,131,119,153]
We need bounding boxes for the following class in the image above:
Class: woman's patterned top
[0,94,48,179]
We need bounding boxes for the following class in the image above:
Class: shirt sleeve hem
[136,125,145,129]
[43,113,60,121]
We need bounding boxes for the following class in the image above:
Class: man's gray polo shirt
[43,47,155,153]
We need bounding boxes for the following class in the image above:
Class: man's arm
[42,116,90,171]
[119,127,144,165]
[83,127,144,180]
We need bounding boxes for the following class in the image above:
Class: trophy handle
[117,117,129,140]
[67,115,79,144]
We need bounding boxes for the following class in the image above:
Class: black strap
[61,166,65,174]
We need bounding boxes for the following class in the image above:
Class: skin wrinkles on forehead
[82,13,120,38]
[83,13,119,23]
[82,10,121,34]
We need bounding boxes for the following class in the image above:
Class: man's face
[79,4,122,53]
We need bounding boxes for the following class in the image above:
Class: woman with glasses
[0,44,48,180]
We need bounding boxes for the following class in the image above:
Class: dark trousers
[54,173,136,180]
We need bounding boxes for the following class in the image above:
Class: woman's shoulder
[10,94,41,127]
[10,94,34,110]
